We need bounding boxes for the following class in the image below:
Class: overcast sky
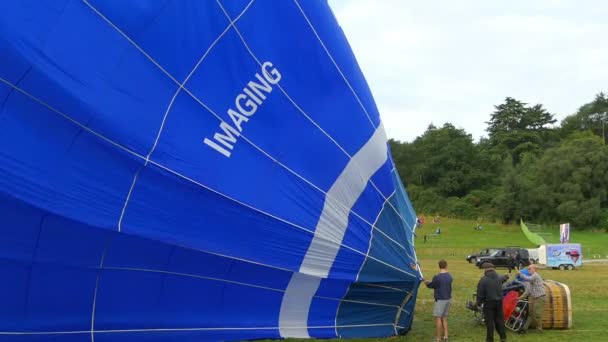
[328,0,608,142]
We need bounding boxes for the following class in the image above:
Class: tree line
[390,93,608,230]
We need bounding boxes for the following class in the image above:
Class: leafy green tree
[560,93,608,143]
[410,123,485,197]
[487,97,557,133]
[406,185,444,214]
[525,132,608,227]
[389,139,422,186]
[390,93,608,228]
[486,97,557,164]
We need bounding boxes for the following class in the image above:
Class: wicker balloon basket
[542,280,572,329]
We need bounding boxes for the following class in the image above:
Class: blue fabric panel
[34,215,108,268]
[314,278,351,299]
[0,194,105,333]
[357,256,417,283]
[341,284,409,306]
[167,246,293,291]
[217,0,253,19]
[158,278,284,327]
[0,83,12,108]
[327,245,366,281]
[0,1,178,155]
[336,282,418,337]
[292,0,382,128]
[105,231,294,292]
[94,269,284,330]
[330,184,382,280]
[0,194,43,263]
[358,200,416,279]
[0,36,32,87]
[336,324,396,339]
[3,335,88,342]
[168,30,352,192]
[94,329,281,342]
[331,175,392,280]
[0,1,70,48]
[369,157,396,199]
[104,234,173,271]
[307,296,340,336]
[369,215,415,269]
[88,0,228,81]
[336,301,396,338]
[308,327,337,339]
[336,302,396,326]
[393,170,417,224]
[0,263,31,332]
[0,86,143,230]
[398,287,419,330]
[336,283,417,323]
[348,180,388,230]
[150,90,335,232]
[121,165,313,271]
[20,264,97,332]
[375,198,412,254]
[232,0,377,155]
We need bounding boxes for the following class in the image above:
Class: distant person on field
[518,265,545,333]
[508,254,516,274]
[476,262,509,342]
[423,259,453,342]
[514,251,522,270]
[424,235,427,243]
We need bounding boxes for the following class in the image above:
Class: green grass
[284,218,608,342]
[406,260,608,342]
[416,218,608,260]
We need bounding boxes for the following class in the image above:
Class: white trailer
[538,243,582,270]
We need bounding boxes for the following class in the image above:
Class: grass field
[407,260,607,342]
[288,218,608,342]
[416,218,608,261]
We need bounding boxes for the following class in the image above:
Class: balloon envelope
[0,0,421,340]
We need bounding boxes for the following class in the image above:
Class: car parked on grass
[466,248,499,264]
[474,247,531,269]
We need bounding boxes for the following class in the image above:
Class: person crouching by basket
[477,262,509,342]
[517,264,546,333]
[423,259,453,342]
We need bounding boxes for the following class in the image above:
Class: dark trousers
[483,300,507,342]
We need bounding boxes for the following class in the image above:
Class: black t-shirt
[426,272,453,300]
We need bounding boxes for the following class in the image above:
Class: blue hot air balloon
[0,1,421,340]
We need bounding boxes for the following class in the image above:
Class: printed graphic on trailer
[547,244,582,267]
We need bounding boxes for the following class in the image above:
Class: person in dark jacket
[507,254,516,274]
[514,251,522,270]
[476,262,509,342]
[424,259,453,342]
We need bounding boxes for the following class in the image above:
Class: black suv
[474,247,530,269]
[466,248,499,264]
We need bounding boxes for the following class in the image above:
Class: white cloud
[329,0,608,142]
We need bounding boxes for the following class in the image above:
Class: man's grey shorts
[433,299,451,317]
